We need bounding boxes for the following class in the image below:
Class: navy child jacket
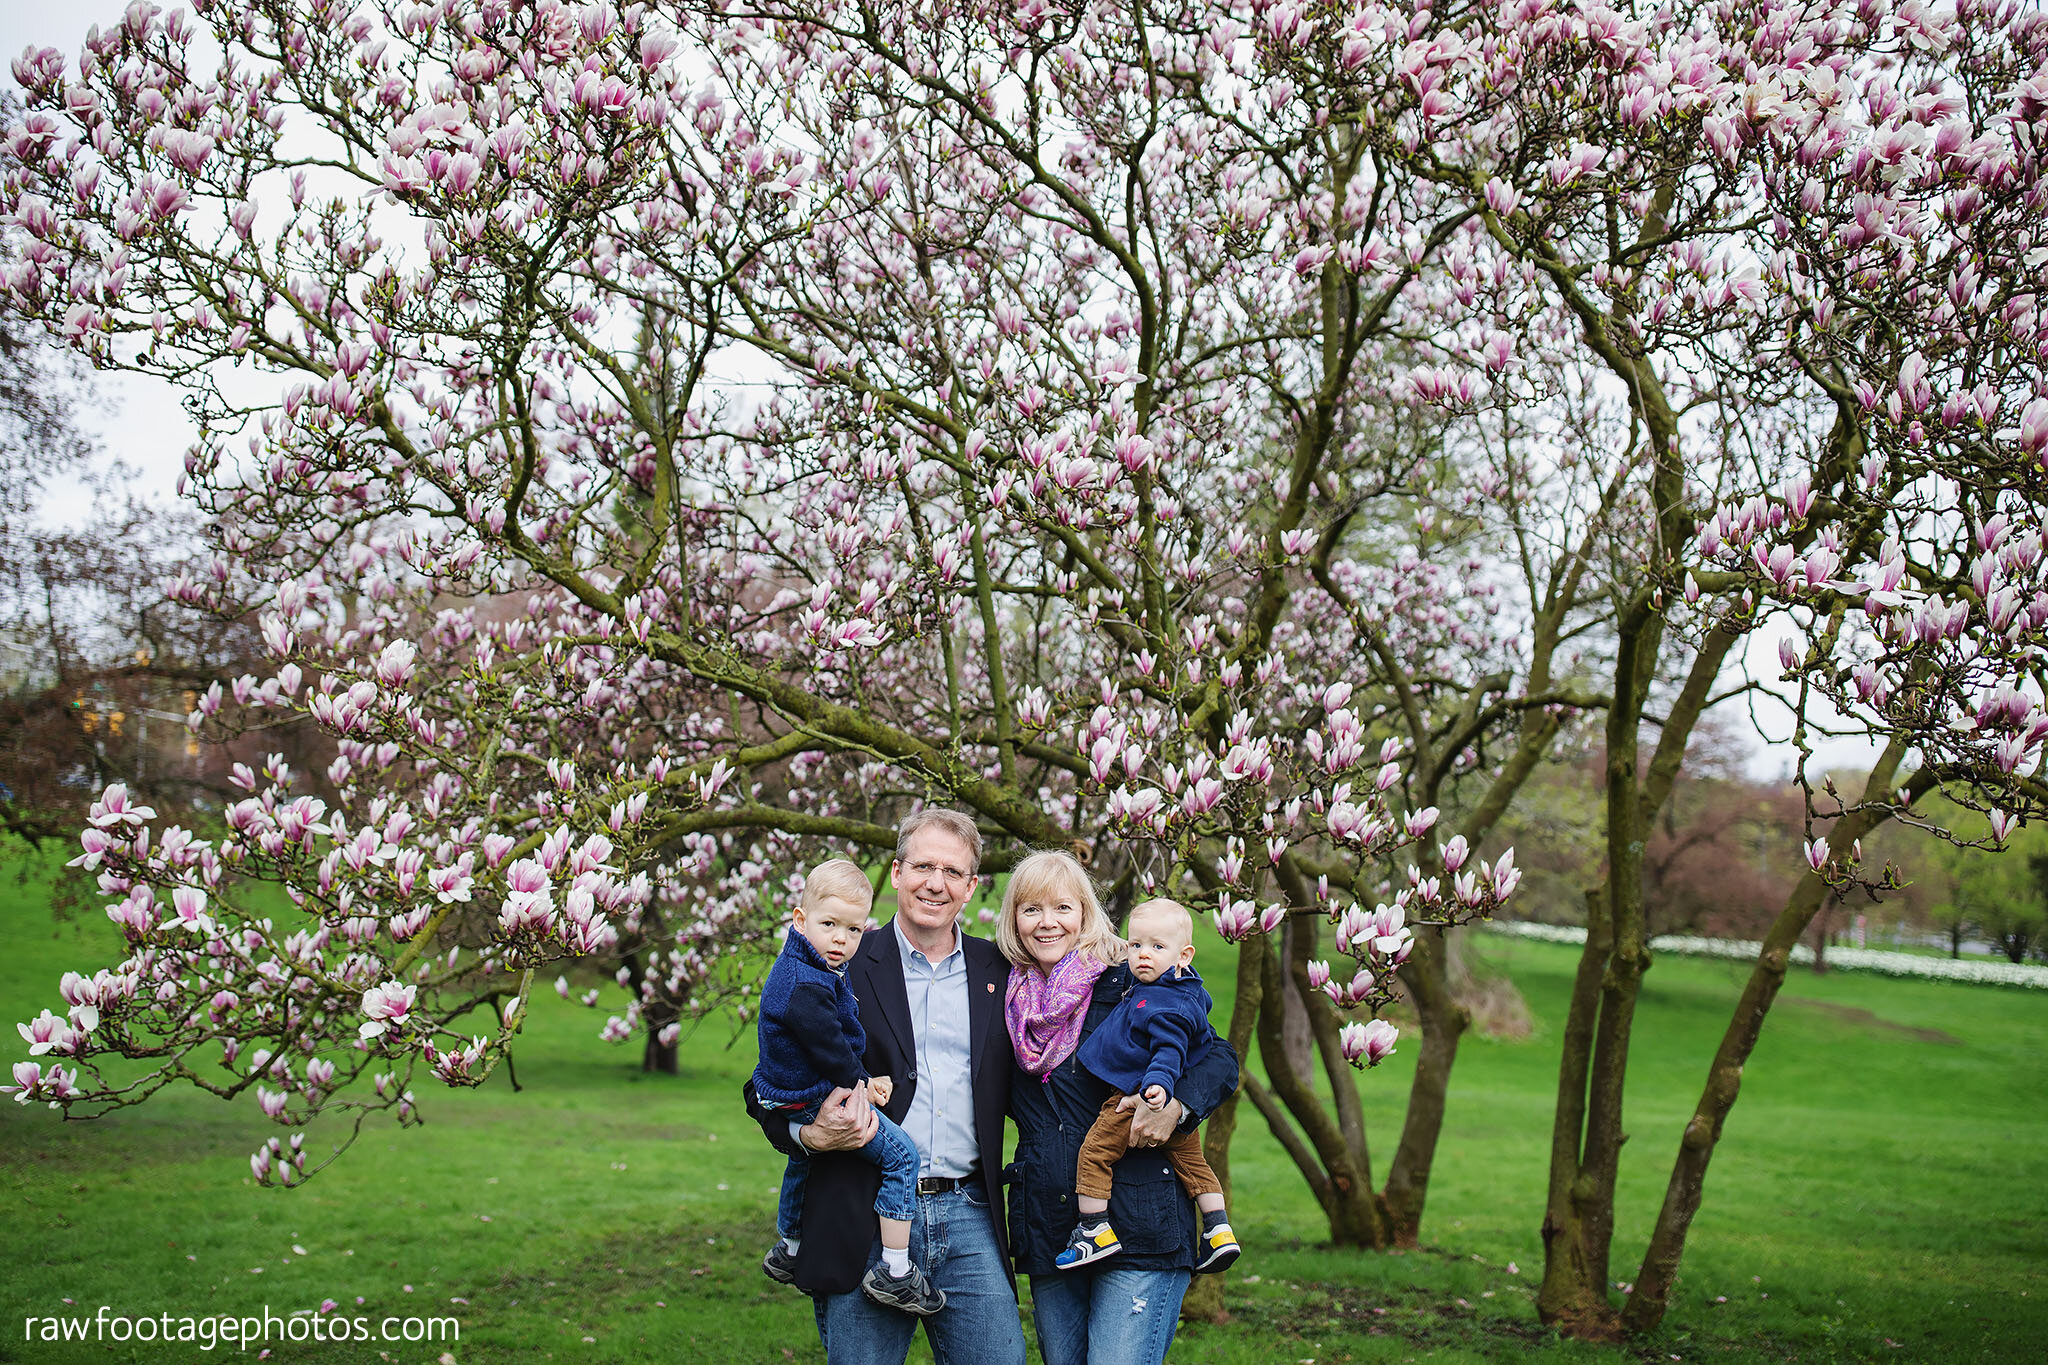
[1074,962,1221,1096]
[751,927,867,1108]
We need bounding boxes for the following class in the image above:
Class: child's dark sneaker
[1054,1218,1122,1269]
[762,1241,800,1285]
[860,1261,946,1316]
[1195,1215,1240,1272]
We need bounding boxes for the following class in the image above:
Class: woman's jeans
[775,1101,919,1236]
[812,1186,1026,1365]
[1028,1266,1190,1365]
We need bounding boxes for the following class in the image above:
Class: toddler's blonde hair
[800,858,874,916]
[1127,897,1195,946]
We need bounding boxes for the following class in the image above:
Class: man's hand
[799,1085,878,1151]
[1118,1091,1185,1147]
[867,1075,894,1106]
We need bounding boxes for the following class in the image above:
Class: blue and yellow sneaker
[1196,1216,1240,1272]
[1055,1218,1122,1270]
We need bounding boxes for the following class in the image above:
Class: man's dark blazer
[744,921,1017,1297]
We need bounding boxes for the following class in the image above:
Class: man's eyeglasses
[902,860,974,885]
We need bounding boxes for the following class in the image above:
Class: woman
[998,851,1240,1364]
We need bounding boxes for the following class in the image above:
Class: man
[744,808,1026,1364]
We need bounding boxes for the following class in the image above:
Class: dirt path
[1782,996,1962,1045]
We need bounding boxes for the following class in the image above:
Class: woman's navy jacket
[751,929,866,1108]
[1005,962,1240,1277]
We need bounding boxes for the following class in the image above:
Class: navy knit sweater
[751,928,867,1108]
[1074,963,1221,1096]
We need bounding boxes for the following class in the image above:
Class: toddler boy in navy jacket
[1059,896,1241,1273]
[752,859,941,1315]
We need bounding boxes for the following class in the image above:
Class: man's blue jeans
[1027,1266,1190,1365]
[776,1105,920,1236]
[812,1186,1026,1365]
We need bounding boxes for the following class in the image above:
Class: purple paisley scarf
[1005,951,1108,1079]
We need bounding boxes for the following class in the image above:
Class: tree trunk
[1538,885,1654,1338]
[1537,887,1625,1339]
[642,1020,679,1074]
[1251,934,1390,1246]
[1539,273,1863,1343]
[1277,917,1317,1088]
[1380,925,1470,1243]
[1621,890,1811,1335]
[1621,754,1924,1334]
[1540,605,1658,1341]
[621,951,679,1074]
[1180,1112,1237,1322]
[1182,934,1265,1325]
[1579,909,1649,1292]
[1810,895,1833,974]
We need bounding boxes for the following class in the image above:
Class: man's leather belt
[916,1173,978,1195]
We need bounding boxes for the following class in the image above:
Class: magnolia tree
[1605,0,2048,1334]
[1245,0,2048,1337]
[0,0,1553,1245]
[9,0,2042,1338]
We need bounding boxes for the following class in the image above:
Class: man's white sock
[881,1246,911,1276]
[781,1237,800,1254]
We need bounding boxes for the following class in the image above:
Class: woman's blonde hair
[995,850,1125,968]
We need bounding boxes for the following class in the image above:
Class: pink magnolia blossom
[17,1011,79,1057]
[357,982,416,1041]
[1340,1019,1399,1066]
[162,886,215,935]
[88,784,155,829]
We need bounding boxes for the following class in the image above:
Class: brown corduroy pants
[1072,1092,1222,1202]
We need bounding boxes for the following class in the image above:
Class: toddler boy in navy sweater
[1058,896,1241,1273]
[752,860,942,1315]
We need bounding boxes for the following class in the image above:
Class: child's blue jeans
[775,1097,920,1236]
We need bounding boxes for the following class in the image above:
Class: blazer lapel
[966,938,999,1080]
[856,923,914,1072]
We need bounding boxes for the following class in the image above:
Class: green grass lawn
[3,844,2044,1363]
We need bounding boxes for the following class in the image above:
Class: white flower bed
[1482,921,2048,989]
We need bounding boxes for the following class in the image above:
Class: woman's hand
[799,1085,879,1151]
[1118,1091,1185,1146]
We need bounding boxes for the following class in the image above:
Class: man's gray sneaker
[762,1241,799,1285]
[860,1261,946,1316]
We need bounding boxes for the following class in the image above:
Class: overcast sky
[7,0,197,520]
